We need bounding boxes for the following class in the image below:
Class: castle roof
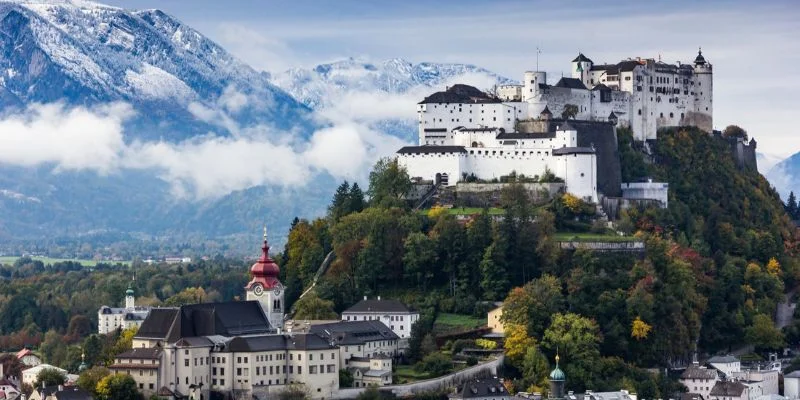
[226,334,334,352]
[134,301,272,343]
[681,365,718,380]
[572,53,593,63]
[710,381,746,397]
[419,84,500,104]
[455,378,508,399]
[695,49,707,65]
[310,320,399,346]
[554,77,587,90]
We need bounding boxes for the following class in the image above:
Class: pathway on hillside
[288,250,335,317]
[777,288,797,330]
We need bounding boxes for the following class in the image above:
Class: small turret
[571,53,593,81]
[125,283,135,310]
[694,48,707,66]
[549,353,566,399]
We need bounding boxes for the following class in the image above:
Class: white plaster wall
[555,153,597,202]
[785,377,800,400]
[419,102,526,143]
[341,312,419,340]
[398,153,463,183]
[522,71,547,101]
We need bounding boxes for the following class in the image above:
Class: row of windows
[346,315,408,322]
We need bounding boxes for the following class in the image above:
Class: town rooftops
[397,146,467,155]
[134,301,272,343]
[709,355,740,364]
[454,378,508,399]
[585,391,636,400]
[310,320,399,346]
[343,298,413,314]
[15,349,33,359]
[710,381,746,397]
[419,84,501,104]
[681,365,718,380]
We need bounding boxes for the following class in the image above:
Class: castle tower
[571,53,593,82]
[125,284,135,310]
[245,227,285,330]
[549,353,566,399]
[692,48,713,132]
[523,71,547,102]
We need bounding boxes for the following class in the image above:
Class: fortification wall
[449,182,564,207]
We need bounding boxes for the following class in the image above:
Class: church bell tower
[245,227,285,330]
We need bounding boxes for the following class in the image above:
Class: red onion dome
[246,228,282,290]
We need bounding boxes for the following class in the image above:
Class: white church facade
[97,284,151,334]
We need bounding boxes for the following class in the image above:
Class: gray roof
[554,77,587,90]
[455,378,509,399]
[572,53,593,63]
[681,365,717,380]
[53,389,91,400]
[496,131,556,140]
[419,84,501,104]
[363,370,391,377]
[710,381,746,397]
[552,146,595,156]
[785,371,800,379]
[226,334,334,352]
[709,355,740,364]
[343,299,413,313]
[115,347,162,359]
[134,301,272,343]
[586,392,635,400]
[397,146,467,155]
[310,320,399,346]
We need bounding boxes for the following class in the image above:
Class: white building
[21,365,67,387]
[417,50,713,143]
[680,364,719,400]
[347,356,392,387]
[709,381,749,400]
[621,180,669,208]
[709,356,742,379]
[397,121,598,202]
[784,371,800,400]
[341,296,419,343]
[97,284,151,334]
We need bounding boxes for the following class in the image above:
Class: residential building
[108,348,162,397]
[310,320,401,359]
[97,284,151,335]
[28,386,91,400]
[708,355,741,378]
[487,305,504,335]
[341,296,418,344]
[680,364,719,400]
[347,355,392,387]
[709,381,748,400]
[0,378,21,400]
[784,371,800,400]
[16,349,41,368]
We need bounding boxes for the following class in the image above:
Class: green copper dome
[126,285,134,296]
[550,354,566,381]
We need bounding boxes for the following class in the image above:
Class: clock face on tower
[273,282,283,296]
[252,283,264,296]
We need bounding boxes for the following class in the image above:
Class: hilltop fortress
[397,50,716,203]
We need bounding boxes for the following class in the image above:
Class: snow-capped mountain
[767,152,800,201]
[0,1,514,250]
[0,0,310,141]
[274,57,514,109]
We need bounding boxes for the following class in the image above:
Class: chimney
[377,296,381,301]
[363,296,367,301]
[58,385,64,392]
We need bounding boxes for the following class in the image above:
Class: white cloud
[0,101,409,200]
[0,102,132,173]
[219,85,249,114]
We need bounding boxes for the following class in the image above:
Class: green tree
[480,243,509,301]
[502,275,565,338]
[339,369,354,388]
[328,181,352,222]
[722,125,748,140]
[787,192,798,220]
[96,374,142,400]
[292,292,338,320]
[35,367,66,387]
[276,384,310,400]
[402,232,437,290]
[541,313,602,362]
[561,104,579,120]
[347,183,366,215]
[77,366,110,397]
[521,347,550,393]
[367,157,411,208]
[415,352,452,376]
[745,313,785,351]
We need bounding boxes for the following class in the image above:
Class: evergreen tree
[480,243,509,301]
[787,191,798,220]
[328,181,351,221]
[347,183,365,215]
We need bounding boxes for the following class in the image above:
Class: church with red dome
[245,227,285,330]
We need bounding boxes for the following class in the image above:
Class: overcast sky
[106,0,800,158]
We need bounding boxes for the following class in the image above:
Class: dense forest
[0,126,798,399]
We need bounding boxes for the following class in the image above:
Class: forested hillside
[1,126,798,399]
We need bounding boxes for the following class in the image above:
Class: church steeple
[245,226,284,331]
[549,351,566,399]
